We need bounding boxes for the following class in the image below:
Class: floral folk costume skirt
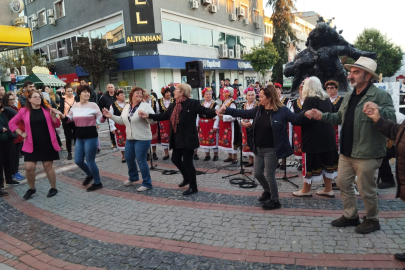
[302,150,339,184]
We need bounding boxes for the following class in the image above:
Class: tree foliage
[0,48,51,75]
[68,38,119,90]
[344,28,403,77]
[267,0,297,84]
[242,42,280,82]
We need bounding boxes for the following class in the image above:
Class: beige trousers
[336,154,382,220]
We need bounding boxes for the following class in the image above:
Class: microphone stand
[222,115,257,188]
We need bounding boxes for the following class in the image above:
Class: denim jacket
[225,105,306,158]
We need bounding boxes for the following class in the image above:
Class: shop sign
[237,62,253,69]
[201,60,221,68]
[128,0,156,35]
[126,33,162,44]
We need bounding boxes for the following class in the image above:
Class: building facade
[26,0,264,98]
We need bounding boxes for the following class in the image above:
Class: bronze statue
[284,21,377,93]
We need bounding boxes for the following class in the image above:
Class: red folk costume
[158,94,174,148]
[148,97,159,146]
[197,91,219,151]
[218,91,238,154]
[290,97,304,159]
[109,101,128,151]
[241,100,258,156]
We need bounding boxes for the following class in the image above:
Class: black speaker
[186,61,204,88]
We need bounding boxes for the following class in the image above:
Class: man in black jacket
[98,84,117,148]
[138,84,217,196]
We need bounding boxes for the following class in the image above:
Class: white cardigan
[111,102,156,141]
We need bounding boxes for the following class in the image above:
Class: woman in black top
[293,77,338,198]
[138,84,217,196]
[218,85,306,210]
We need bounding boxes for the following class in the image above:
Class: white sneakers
[137,186,150,192]
[124,180,135,186]
[123,180,150,192]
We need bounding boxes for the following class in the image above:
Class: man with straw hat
[306,57,396,234]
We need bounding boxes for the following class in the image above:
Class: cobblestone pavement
[0,122,404,270]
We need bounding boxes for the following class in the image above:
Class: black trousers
[171,148,197,189]
[63,122,76,153]
[11,142,22,175]
[378,146,396,183]
[0,140,13,186]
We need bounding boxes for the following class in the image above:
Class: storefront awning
[0,25,32,51]
[16,73,66,87]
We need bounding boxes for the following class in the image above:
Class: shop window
[182,24,198,45]
[48,43,57,60]
[225,34,236,49]
[54,0,65,20]
[213,31,225,49]
[226,0,234,14]
[37,9,46,27]
[199,28,213,47]
[57,40,67,58]
[162,20,181,43]
[105,21,124,47]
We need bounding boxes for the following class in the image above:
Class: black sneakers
[87,183,103,192]
[355,219,380,234]
[331,215,361,227]
[47,188,58,198]
[23,189,36,200]
[262,200,281,210]
[258,191,271,202]
[82,176,94,186]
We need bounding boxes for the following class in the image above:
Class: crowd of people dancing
[1,57,405,261]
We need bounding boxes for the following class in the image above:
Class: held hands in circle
[363,102,380,122]
[304,109,323,120]
[102,108,112,118]
[138,110,149,118]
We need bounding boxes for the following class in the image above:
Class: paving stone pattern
[12,181,405,255]
[0,200,402,270]
[62,169,405,211]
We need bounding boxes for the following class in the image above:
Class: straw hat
[344,57,379,80]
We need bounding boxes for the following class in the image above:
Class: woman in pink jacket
[9,91,61,199]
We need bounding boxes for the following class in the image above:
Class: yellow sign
[126,33,162,44]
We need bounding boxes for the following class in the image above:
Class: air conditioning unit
[47,9,54,17]
[229,14,237,21]
[228,49,234,59]
[243,19,249,25]
[202,0,212,5]
[219,44,228,58]
[234,45,241,58]
[49,18,56,25]
[189,0,199,10]
[236,7,245,18]
[254,22,260,29]
[21,66,27,76]
[242,48,248,55]
[209,5,217,13]
[32,14,37,21]
[31,21,37,29]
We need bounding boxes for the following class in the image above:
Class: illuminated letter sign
[128,0,155,35]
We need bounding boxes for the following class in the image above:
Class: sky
[264,0,405,51]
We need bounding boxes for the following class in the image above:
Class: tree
[344,28,403,77]
[267,0,297,85]
[0,48,51,75]
[242,41,280,83]
[68,38,119,90]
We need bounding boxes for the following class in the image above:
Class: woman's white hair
[302,76,329,101]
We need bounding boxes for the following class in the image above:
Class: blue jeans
[125,140,152,188]
[75,137,101,184]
